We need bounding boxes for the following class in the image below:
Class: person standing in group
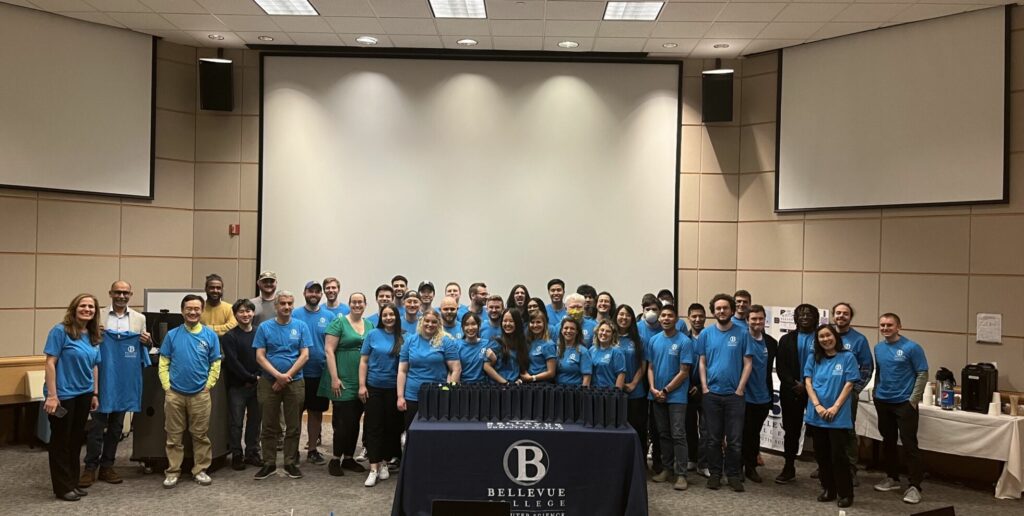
[775,304,820,484]
[833,302,874,486]
[290,281,332,466]
[222,299,263,470]
[637,294,665,348]
[595,291,617,324]
[365,285,394,327]
[250,271,278,325]
[522,311,556,384]
[872,313,929,505]
[444,282,470,320]
[526,297,546,324]
[563,293,596,346]
[397,311,461,429]
[391,275,409,307]
[731,290,752,330]
[159,295,222,489]
[545,279,567,326]
[506,284,531,315]
[253,291,311,481]
[646,304,693,491]
[590,320,626,389]
[417,282,436,316]
[615,305,648,469]
[467,282,489,317]
[322,292,373,475]
[322,277,350,317]
[480,295,506,342]
[805,324,860,508]
[697,294,754,492]
[483,309,529,385]
[400,292,422,336]
[456,312,492,384]
[555,318,592,386]
[81,281,150,489]
[358,304,404,485]
[685,303,709,477]
[576,284,598,320]
[43,293,103,502]
[200,274,236,336]
[439,296,463,339]
[741,305,777,483]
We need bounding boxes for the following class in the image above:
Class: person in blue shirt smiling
[321,277,350,317]
[595,291,617,324]
[731,290,751,330]
[545,279,568,326]
[741,305,777,484]
[291,281,332,467]
[400,292,422,337]
[614,305,648,457]
[506,284,531,316]
[804,324,860,509]
[522,311,557,384]
[397,311,461,430]
[555,318,592,386]
[646,304,694,491]
[456,312,492,384]
[480,295,506,342]
[439,296,463,339]
[43,293,103,502]
[358,303,403,485]
[364,284,393,327]
[832,302,874,486]
[590,321,627,389]
[483,309,529,385]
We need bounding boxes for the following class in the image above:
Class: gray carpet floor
[1,425,1018,516]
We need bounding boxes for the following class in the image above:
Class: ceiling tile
[542,36,594,52]
[774,3,848,22]
[163,13,228,30]
[651,21,712,38]
[487,0,544,20]
[643,38,699,54]
[809,21,878,40]
[269,14,332,32]
[593,37,647,52]
[389,34,443,47]
[138,0,206,14]
[717,3,787,22]
[185,29,245,46]
[338,33,394,46]
[435,18,490,36]
[308,0,374,17]
[492,36,543,50]
[147,29,196,45]
[28,0,95,11]
[235,31,292,44]
[544,20,600,37]
[545,0,606,20]
[60,11,123,26]
[704,21,767,39]
[368,0,431,18]
[659,3,726,22]
[441,35,493,49]
[833,4,909,22]
[378,17,438,35]
[107,11,177,29]
[194,0,262,15]
[597,21,655,37]
[287,32,344,45]
[325,16,383,33]
[758,21,823,39]
[83,0,152,12]
[489,19,543,36]
[742,38,804,55]
[217,14,281,31]
[691,38,749,58]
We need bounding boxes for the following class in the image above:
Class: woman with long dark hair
[483,309,529,385]
[555,318,592,386]
[356,303,403,486]
[521,310,556,384]
[456,312,491,384]
[614,305,648,461]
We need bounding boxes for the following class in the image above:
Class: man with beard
[290,281,332,466]
[200,274,236,336]
[400,292,422,336]
[732,290,752,330]
[741,305,777,483]
[391,275,409,307]
[250,271,278,325]
[444,282,470,319]
[439,297,463,339]
[774,304,819,484]
[833,302,874,486]
[545,279,567,326]
[418,282,436,316]
[365,285,394,327]
[480,295,505,342]
[468,283,489,317]
[321,277,349,317]
[686,303,710,477]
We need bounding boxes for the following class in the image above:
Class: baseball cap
[304,281,323,291]
[258,271,277,281]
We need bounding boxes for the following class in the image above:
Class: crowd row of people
[41,273,929,509]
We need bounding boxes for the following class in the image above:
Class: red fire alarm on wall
[228,224,240,236]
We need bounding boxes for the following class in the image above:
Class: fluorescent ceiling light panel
[253,0,318,16]
[429,0,486,19]
[603,1,664,21]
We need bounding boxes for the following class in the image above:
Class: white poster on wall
[764,306,830,342]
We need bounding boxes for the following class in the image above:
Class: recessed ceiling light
[355,36,378,45]
[253,0,318,16]
[429,0,486,19]
[257,35,274,41]
[557,40,580,49]
[456,38,478,46]
[713,43,730,49]
[662,42,678,49]
[604,1,664,21]
[208,34,225,40]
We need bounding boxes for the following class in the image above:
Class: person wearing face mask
[545,279,567,325]
[638,293,666,476]
[775,303,820,484]
[564,293,596,347]
[831,302,874,486]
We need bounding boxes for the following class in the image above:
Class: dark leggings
[742,402,770,471]
[627,397,648,465]
[331,399,364,458]
[363,386,403,463]
[809,425,853,499]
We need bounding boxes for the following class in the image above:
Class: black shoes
[254,464,277,480]
[284,464,303,479]
[232,454,245,471]
[745,467,762,483]
[243,453,263,467]
[727,477,745,492]
[56,491,80,502]
[342,458,366,472]
[328,458,344,477]
[707,476,721,490]
[817,490,837,502]
[838,497,853,508]
[73,488,88,497]
[775,466,796,484]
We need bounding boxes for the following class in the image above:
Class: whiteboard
[144,289,205,313]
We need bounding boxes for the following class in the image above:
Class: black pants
[808,425,853,499]
[686,390,705,468]
[627,397,648,466]
[648,401,662,472]
[364,386,403,463]
[403,401,419,433]
[780,391,808,464]
[47,393,91,496]
[331,399,364,458]
[875,400,923,489]
[742,402,770,471]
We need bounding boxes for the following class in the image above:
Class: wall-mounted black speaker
[199,59,234,112]
[701,71,734,123]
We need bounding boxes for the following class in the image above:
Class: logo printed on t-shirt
[728,335,738,347]
[894,349,906,361]
[124,345,137,359]
[833,363,844,375]
[318,317,327,328]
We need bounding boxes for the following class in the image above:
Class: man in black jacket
[222,299,262,470]
[741,305,777,483]
[774,304,819,484]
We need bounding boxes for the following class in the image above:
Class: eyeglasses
[110,291,131,296]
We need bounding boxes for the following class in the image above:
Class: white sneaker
[697,467,711,478]
[364,470,378,487]
[378,464,390,480]
[355,449,367,462]
[874,477,902,492]
[162,474,179,489]
[902,486,922,504]
[194,471,212,486]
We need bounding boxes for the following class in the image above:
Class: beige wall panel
[240,164,259,212]
[34,308,64,355]
[971,214,1024,275]
[880,216,970,274]
[802,272,880,323]
[36,201,121,255]
[1012,30,1023,92]
[967,275,1024,337]
[737,220,804,270]
[681,76,701,125]
[243,66,259,116]
[698,222,738,269]
[239,212,258,259]
[194,163,241,211]
[156,40,195,65]
[193,259,240,301]
[738,172,803,222]
[0,309,35,357]
[679,174,700,221]
[679,269,698,307]
[683,60,704,77]
[739,123,775,173]
[237,259,257,299]
[193,211,240,258]
[742,52,778,77]
[195,115,241,163]
[967,335,1023,391]
[155,58,196,113]
[0,254,36,309]
[120,257,194,304]
[696,270,736,306]
[36,255,119,309]
[124,159,194,210]
[881,205,970,218]
[699,173,739,221]
[700,126,739,174]
[1014,5,1024,29]
[1013,92,1023,153]
[0,189,37,198]
[878,273,969,334]
[241,116,259,163]
[735,270,802,307]
[739,73,776,125]
[679,222,699,269]
[0,197,37,252]
[680,125,702,173]
[120,206,194,257]
[154,109,195,161]
[803,218,880,272]
[805,209,881,220]
[899,330,967,384]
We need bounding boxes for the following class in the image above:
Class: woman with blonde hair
[397,311,461,430]
[589,320,627,389]
[521,310,556,384]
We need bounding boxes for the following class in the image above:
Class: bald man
[439,297,463,339]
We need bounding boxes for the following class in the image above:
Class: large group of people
[41,273,930,509]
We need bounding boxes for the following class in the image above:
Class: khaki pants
[258,377,304,467]
[164,389,212,476]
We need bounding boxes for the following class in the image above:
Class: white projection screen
[0,4,154,198]
[777,7,1007,212]
[261,55,680,306]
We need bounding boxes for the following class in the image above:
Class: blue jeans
[84,411,124,470]
[703,392,745,479]
[651,402,688,476]
[228,383,261,457]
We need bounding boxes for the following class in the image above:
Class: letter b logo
[503,440,549,486]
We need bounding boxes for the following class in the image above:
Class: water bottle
[940,379,955,410]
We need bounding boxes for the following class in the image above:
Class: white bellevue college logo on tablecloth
[503,440,549,486]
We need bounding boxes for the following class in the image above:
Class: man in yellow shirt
[200,274,236,336]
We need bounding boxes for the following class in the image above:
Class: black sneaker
[388,457,401,472]
[284,464,303,479]
[342,458,366,473]
[232,454,245,471]
[744,467,762,483]
[817,490,837,502]
[254,464,276,480]
[328,458,344,477]
[707,476,721,490]
[775,466,796,484]
[307,450,327,465]
[244,453,263,467]
[728,477,745,492]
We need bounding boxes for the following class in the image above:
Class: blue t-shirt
[399,334,458,401]
[359,328,400,389]
[556,345,592,386]
[365,313,380,327]
[323,303,350,317]
[97,331,150,413]
[796,331,815,371]
[291,306,331,378]
[589,346,627,389]
[636,320,662,348]
[696,324,754,396]
[400,315,420,337]
[161,325,221,395]
[456,304,469,320]
[442,321,464,340]
[731,316,748,329]
[874,336,929,403]
[457,338,493,384]
[804,352,860,429]
[579,318,597,348]
[480,317,503,342]
[746,335,772,405]
[840,328,874,391]
[491,348,522,384]
[647,331,693,404]
[253,318,313,381]
[676,319,689,333]
[527,339,557,376]
[546,304,567,328]
[43,324,102,400]
[616,336,646,400]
